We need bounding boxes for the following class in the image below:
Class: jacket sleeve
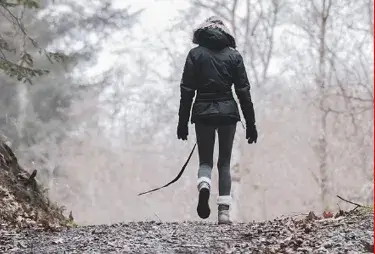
[178,50,196,125]
[233,52,256,126]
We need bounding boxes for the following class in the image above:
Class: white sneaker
[218,209,232,224]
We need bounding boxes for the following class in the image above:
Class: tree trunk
[316,0,331,209]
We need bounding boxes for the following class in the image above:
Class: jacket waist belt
[195,91,234,102]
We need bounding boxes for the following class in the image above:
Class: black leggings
[195,123,237,196]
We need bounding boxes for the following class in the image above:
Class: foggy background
[0,0,373,225]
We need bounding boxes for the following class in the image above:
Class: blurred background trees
[0,0,373,224]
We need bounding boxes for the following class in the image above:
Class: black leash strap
[138,143,197,196]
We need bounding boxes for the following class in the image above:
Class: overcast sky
[116,0,188,34]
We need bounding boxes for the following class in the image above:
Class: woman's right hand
[177,123,188,141]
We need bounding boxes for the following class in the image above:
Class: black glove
[246,124,258,144]
[177,123,188,140]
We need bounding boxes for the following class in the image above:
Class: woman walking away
[177,16,258,224]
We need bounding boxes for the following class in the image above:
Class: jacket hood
[192,16,236,50]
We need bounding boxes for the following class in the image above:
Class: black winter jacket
[178,17,256,127]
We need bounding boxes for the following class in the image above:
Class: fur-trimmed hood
[192,16,236,50]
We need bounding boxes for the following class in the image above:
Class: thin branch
[229,0,238,39]
[0,2,38,47]
[261,0,278,81]
[337,195,363,208]
[242,0,251,58]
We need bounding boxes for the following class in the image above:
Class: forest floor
[0,209,373,254]
[0,141,374,254]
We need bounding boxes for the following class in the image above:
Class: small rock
[304,224,312,234]
[297,247,312,253]
[323,241,333,248]
[306,211,319,221]
[52,238,64,244]
[316,246,329,253]
[16,241,27,248]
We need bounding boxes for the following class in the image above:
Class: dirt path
[1,212,373,254]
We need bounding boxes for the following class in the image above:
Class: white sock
[197,177,211,191]
[217,195,232,206]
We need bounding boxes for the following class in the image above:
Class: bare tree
[284,0,373,209]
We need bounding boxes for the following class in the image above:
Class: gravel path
[1,213,373,254]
